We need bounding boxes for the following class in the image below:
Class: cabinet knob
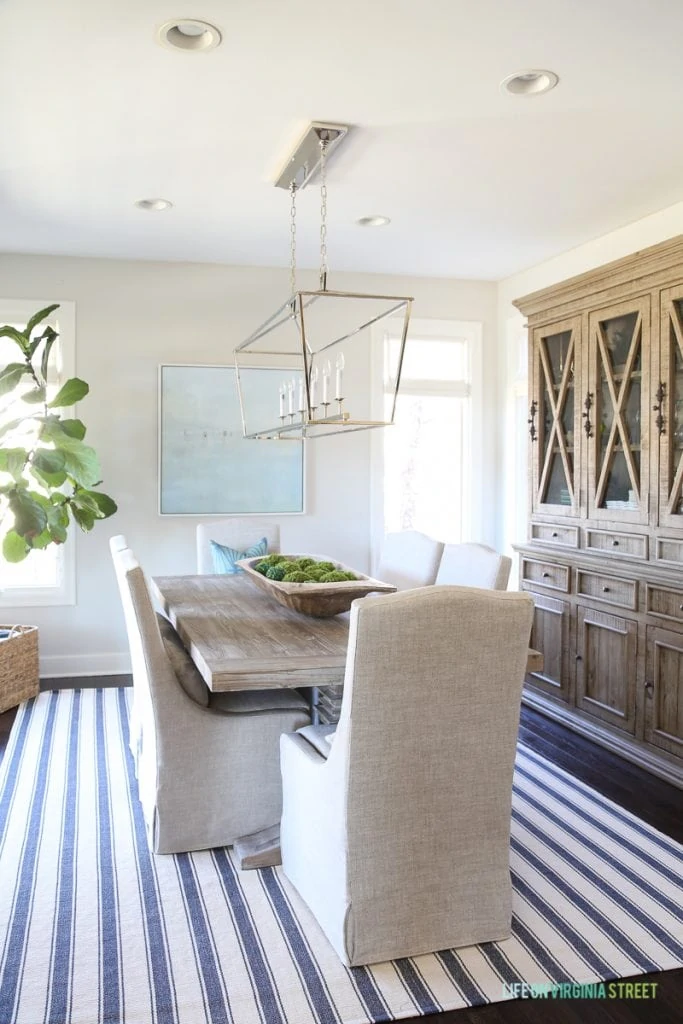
[542,572,550,578]
[644,680,654,693]
[575,654,582,661]
[602,586,610,592]
[612,539,619,547]
[552,531,558,538]
[679,604,683,612]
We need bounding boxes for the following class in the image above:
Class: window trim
[370,317,483,570]
[0,299,76,608]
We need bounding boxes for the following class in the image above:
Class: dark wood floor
[1,695,681,1023]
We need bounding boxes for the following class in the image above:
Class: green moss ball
[316,561,336,572]
[266,564,287,580]
[341,571,357,580]
[305,567,324,580]
[254,560,270,574]
[297,557,315,567]
[319,570,348,583]
[283,571,309,583]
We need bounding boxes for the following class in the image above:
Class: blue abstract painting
[159,365,304,515]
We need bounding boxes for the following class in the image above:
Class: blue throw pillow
[210,537,268,574]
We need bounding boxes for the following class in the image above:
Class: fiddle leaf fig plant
[0,303,117,562]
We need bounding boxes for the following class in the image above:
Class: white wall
[495,198,683,558]
[0,254,496,676]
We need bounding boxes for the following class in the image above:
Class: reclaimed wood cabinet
[514,235,683,788]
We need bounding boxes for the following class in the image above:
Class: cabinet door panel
[645,627,683,757]
[657,286,683,528]
[525,591,572,703]
[576,606,637,733]
[530,318,582,516]
[587,297,650,525]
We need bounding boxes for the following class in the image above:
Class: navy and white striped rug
[1,689,682,1024]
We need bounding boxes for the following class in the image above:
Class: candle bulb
[310,366,318,408]
[279,384,286,418]
[288,379,295,415]
[335,352,345,400]
[322,361,331,404]
[298,376,305,413]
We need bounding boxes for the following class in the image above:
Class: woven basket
[0,625,39,714]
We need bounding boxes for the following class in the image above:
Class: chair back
[196,519,281,573]
[333,585,533,960]
[376,529,444,589]
[435,541,511,590]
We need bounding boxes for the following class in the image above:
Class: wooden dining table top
[151,573,544,692]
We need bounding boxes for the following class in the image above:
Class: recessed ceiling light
[157,19,222,52]
[501,69,559,96]
[134,198,173,212]
[356,215,391,227]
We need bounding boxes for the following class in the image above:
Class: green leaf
[48,377,89,408]
[0,363,29,397]
[71,505,95,531]
[29,465,68,489]
[0,417,22,441]
[46,503,69,543]
[39,331,58,385]
[1,448,28,481]
[83,489,117,518]
[25,304,59,339]
[32,448,66,475]
[51,437,101,487]
[28,528,52,550]
[9,489,48,537]
[0,325,29,354]
[59,418,86,440]
[2,530,30,562]
[22,386,46,404]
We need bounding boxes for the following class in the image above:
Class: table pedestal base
[233,824,282,870]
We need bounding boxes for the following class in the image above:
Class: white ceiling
[2,0,683,280]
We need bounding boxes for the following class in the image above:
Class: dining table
[150,572,545,692]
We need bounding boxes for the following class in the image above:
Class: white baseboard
[40,652,131,679]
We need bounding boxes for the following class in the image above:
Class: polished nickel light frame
[234,122,413,440]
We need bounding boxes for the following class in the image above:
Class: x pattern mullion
[666,303,683,514]
[537,338,574,505]
[594,315,642,507]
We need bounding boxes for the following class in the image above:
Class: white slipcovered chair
[196,519,280,574]
[112,542,309,854]
[435,542,512,591]
[280,585,534,966]
[376,529,444,590]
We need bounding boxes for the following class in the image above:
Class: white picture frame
[158,364,305,516]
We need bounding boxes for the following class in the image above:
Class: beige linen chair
[196,519,280,574]
[280,585,534,966]
[112,543,309,854]
[376,529,444,589]
[435,542,512,590]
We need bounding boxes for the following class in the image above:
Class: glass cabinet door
[587,297,650,524]
[530,318,581,515]
[658,286,683,528]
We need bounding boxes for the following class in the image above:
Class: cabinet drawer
[521,559,570,592]
[531,524,579,548]
[585,529,647,559]
[576,570,637,610]
[656,537,683,567]
[646,585,683,625]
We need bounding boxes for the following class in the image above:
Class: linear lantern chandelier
[234,122,413,440]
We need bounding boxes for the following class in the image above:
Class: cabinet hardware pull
[552,531,558,538]
[602,586,610,592]
[528,400,538,442]
[542,572,550,578]
[612,539,619,546]
[582,391,594,438]
[679,604,683,611]
[653,381,666,436]
[575,655,582,661]
[644,680,654,692]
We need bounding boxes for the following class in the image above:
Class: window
[372,318,482,555]
[0,300,76,607]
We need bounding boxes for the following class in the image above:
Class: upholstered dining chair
[375,529,444,590]
[280,585,534,966]
[435,542,512,590]
[112,543,310,854]
[196,519,281,574]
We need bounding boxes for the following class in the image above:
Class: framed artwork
[158,364,305,515]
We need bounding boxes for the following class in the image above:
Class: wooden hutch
[514,235,683,788]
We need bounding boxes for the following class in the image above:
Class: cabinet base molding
[522,688,683,790]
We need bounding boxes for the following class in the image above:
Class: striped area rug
[1,689,682,1024]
